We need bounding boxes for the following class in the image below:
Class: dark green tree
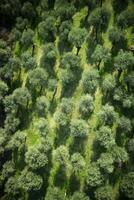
[25,147,48,170]
[68,28,88,54]
[41,43,57,70]
[38,16,56,42]
[96,126,115,149]
[91,45,111,70]
[82,69,100,94]
[95,185,114,200]
[27,68,48,93]
[70,119,89,138]
[21,29,34,49]
[18,169,43,192]
[120,172,134,199]
[79,94,94,117]
[97,153,114,174]
[86,163,104,187]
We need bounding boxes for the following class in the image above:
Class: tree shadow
[61,68,82,98]
[58,39,72,55]
[69,137,86,155]
[54,166,68,188]
[68,174,80,194]
[86,33,104,64]
[55,125,70,146]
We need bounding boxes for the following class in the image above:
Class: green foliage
[21,52,37,71]
[38,17,56,42]
[112,146,128,164]
[91,45,111,68]
[59,20,72,42]
[27,68,48,92]
[57,3,76,22]
[1,161,15,181]
[53,145,70,168]
[79,94,94,117]
[88,7,110,33]
[0,80,8,102]
[7,130,26,152]
[41,43,57,69]
[97,104,117,126]
[21,29,34,49]
[0,129,7,155]
[45,187,66,200]
[118,116,132,134]
[96,126,115,149]
[95,185,114,200]
[82,69,100,94]
[128,138,134,155]
[34,118,49,136]
[117,9,134,28]
[21,1,36,20]
[120,172,134,199]
[68,27,88,52]
[55,98,73,127]
[18,169,43,192]
[86,163,104,187]
[71,153,85,176]
[61,52,80,71]
[114,50,134,72]
[25,147,48,170]
[109,27,126,46]
[70,119,89,138]
[4,176,19,198]
[102,75,116,94]
[97,153,114,174]
[71,191,90,200]
[12,87,31,108]
[36,96,49,117]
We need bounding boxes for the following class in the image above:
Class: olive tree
[0,80,8,102]
[21,29,34,49]
[71,153,85,176]
[25,147,48,170]
[95,185,114,200]
[86,162,104,187]
[88,7,110,39]
[18,169,43,192]
[61,52,80,71]
[97,104,117,126]
[68,28,88,54]
[36,96,49,117]
[91,45,111,70]
[27,68,48,93]
[96,126,115,149]
[82,69,100,94]
[97,153,114,174]
[79,94,94,117]
[70,119,89,138]
[38,16,56,42]
[21,52,37,71]
[71,191,90,200]
[120,172,134,199]
[118,116,132,134]
[41,43,57,70]
[114,50,134,78]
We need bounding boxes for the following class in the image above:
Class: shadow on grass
[68,174,80,194]
[58,40,72,55]
[54,166,68,188]
[55,125,70,146]
[69,137,86,155]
